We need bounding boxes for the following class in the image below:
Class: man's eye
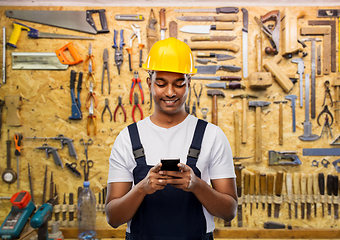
[175,83,185,88]
[156,82,166,87]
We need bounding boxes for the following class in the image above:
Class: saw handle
[86,9,110,34]
[7,22,31,48]
[55,42,83,65]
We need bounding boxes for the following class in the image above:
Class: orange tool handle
[55,42,83,65]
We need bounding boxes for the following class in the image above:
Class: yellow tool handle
[216,15,239,22]
[275,171,284,196]
[313,172,319,195]
[255,170,261,195]
[267,173,274,196]
[260,173,267,195]
[7,22,30,48]
[249,172,255,195]
[293,173,300,195]
[214,24,235,31]
[244,172,250,195]
[301,173,307,195]
[307,173,313,196]
[286,173,292,196]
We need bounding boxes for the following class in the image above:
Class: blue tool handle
[30,203,53,228]
[77,72,83,109]
[27,27,40,38]
[120,29,125,49]
[113,30,118,49]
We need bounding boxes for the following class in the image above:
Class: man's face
[148,71,190,116]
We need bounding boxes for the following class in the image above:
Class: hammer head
[249,100,270,108]
[273,100,288,104]
[207,90,225,98]
[285,94,297,106]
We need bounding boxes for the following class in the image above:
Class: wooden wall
[1,4,340,234]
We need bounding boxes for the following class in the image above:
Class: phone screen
[161,158,180,171]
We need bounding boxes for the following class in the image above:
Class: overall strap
[127,123,145,160]
[187,119,208,160]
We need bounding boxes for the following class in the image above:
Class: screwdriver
[318,173,325,217]
[14,133,23,189]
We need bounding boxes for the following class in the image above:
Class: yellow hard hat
[142,37,197,75]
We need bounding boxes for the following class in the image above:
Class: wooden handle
[260,10,280,23]
[159,8,166,30]
[212,95,218,125]
[307,173,313,195]
[214,24,235,31]
[263,59,294,93]
[235,162,243,188]
[260,173,267,195]
[255,33,262,72]
[313,173,319,195]
[293,173,300,195]
[191,36,236,41]
[215,15,239,22]
[267,173,274,196]
[249,172,255,195]
[255,106,262,163]
[242,98,247,144]
[255,171,261,195]
[234,111,240,157]
[244,172,250,195]
[275,171,284,196]
[301,173,307,195]
[188,42,240,52]
[278,103,283,145]
[286,173,292,196]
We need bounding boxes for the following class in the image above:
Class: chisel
[235,162,243,227]
[327,174,333,215]
[249,172,255,215]
[286,173,293,219]
[318,173,325,217]
[260,173,267,210]
[300,173,307,219]
[244,171,250,208]
[313,173,319,217]
[307,173,313,220]
[333,175,339,219]
[293,173,300,219]
[267,173,274,217]
[274,171,283,218]
[255,171,261,209]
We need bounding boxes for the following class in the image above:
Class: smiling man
[105,37,237,240]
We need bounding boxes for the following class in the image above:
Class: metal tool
[327,174,333,216]
[301,38,321,119]
[299,74,320,141]
[114,96,127,122]
[126,24,144,71]
[196,52,235,61]
[130,71,144,104]
[291,58,304,107]
[205,82,245,90]
[115,14,144,21]
[69,70,83,120]
[319,173,325,217]
[274,171,283,218]
[286,173,293,219]
[207,90,225,125]
[112,29,125,75]
[196,59,217,65]
[241,8,248,78]
[319,114,333,138]
[317,45,322,75]
[101,48,110,94]
[2,27,5,85]
[2,130,17,185]
[268,150,301,165]
[6,9,109,34]
[80,138,93,161]
[65,162,82,178]
[201,108,208,121]
[86,81,98,109]
[260,173,267,210]
[285,95,297,132]
[191,76,241,81]
[80,140,94,182]
[303,148,340,156]
[323,80,333,107]
[36,144,63,168]
[84,42,95,72]
[146,9,157,52]
[132,93,143,123]
[101,98,112,122]
[333,175,339,219]
[317,105,334,126]
[195,65,241,74]
[300,173,307,219]
[306,173,313,220]
[191,102,197,117]
[177,15,238,22]
[174,7,239,14]
[193,83,202,108]
[159,9,166,40]
[249,172,255,215]
[180,24,234,34]
[243,171,249,208]
[27,163,34,204]
[14,133,22,189]
[312,173,319,217]
[267,173,274,217]
[7,22,95,48]
[87,99,97,136]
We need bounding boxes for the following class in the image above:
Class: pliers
[85,61,96,89]
[101,98,112,122]
[126,24,145,71]
[132,93,143,123]
[114,96,127,122]
[130,71,144,104]
[84,42,95,72]
[112,29,125,75]
[323,80,333,107]
[87,99,96,136]
[102,48,110,95]
[86,82,98,109]
[193,83,203,107]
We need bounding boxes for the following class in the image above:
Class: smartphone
[161,158,180,171]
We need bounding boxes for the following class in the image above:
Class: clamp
[84,42,95,72]
[114,96,127,122]
[86,82,98,109]
[130,71,144,104]
[317,105,333,126]
[101,48,110,95]
[322,80,333,107]
[132,92,143,123]
[101,98,112,122]
[112,29,125,75]
[126,24,144,71]
[87,99,96,136]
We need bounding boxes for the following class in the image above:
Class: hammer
[232,94,258,143]
[274,100,288,145]
[249,100,270,163]
[207,90,225,125]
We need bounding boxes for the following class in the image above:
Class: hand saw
[6,9,109,34]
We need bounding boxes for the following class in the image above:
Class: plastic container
[77,181,97,240]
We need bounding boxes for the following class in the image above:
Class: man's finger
[150,163,162,173]
[178,163,190,172]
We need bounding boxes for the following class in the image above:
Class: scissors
[80,159,94,181]
[80,138,93,160]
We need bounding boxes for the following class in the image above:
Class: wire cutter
[132,93,143,123]
[114,96,126,122]
[87,99,96,136]
[130,71,144,104]
[126,24,145,71]
[323,80,333,107]
[86,81,98,109]
[85,61,97,89]
[101,98,112,122]
[101,48,110,95]
[84,42,95,72]
[193,83,203,107]
[112,29,125,75]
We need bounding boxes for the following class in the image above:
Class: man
[106,37,237,240]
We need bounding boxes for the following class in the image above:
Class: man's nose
[165,85,176,97]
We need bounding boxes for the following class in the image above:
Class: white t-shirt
[108,114,236,233]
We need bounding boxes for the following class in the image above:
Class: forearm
[192,178,238,221]
[106,183,146,228]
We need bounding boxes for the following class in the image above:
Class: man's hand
[164,163,198,192]
[140,163,169,195]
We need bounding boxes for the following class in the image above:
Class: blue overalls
[126,119,213,240]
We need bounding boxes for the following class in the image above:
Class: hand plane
[268,150,301,166]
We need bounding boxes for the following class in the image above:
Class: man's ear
[146,77,152,90]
